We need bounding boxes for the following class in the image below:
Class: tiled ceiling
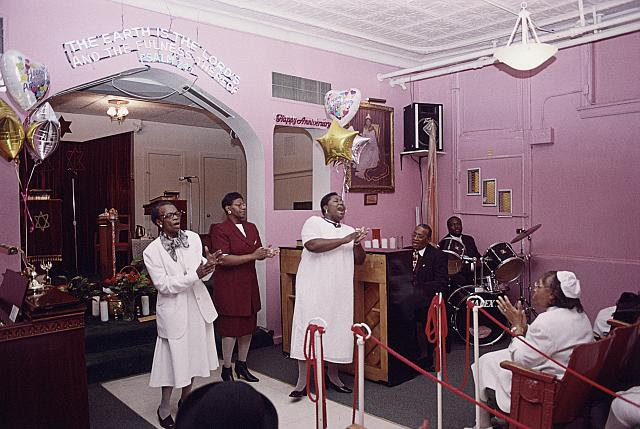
[121,0,640,67]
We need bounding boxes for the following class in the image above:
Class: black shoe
[289,387,307,398]
[235,360,259,382]
[221,365,234,381]
[157,408,175,429]
[326,379,352,393]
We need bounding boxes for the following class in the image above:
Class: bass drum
[483,242,524,283]
[447,285,507,346]
[439,237,466,275]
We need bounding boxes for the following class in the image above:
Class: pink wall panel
[419,32,640,320]
[460,69,522,132]
[594,32,640,104]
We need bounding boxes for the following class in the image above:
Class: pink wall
[417,32,640,319]
[3,0,637,332]
[0,0,421,337]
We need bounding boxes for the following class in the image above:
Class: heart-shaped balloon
[324,88,362,127]
[0,50,50,111]
[26,120,60,164]
[0,99,25,162]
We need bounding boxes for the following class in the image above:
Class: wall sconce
[106,99,129,123]
[493,2,558,71]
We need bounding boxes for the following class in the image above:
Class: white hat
[557,271,581,298]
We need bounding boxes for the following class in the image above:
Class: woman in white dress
[355,114,380,179]
[468,271,593,428]
[143,202,222,428]
[289,192,368,397]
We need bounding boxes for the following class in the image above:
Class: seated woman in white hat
[467,271,593,429]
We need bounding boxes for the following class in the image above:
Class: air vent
[272,72,330,105]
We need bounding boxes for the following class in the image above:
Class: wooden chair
[94,215,132,274]
[501,321,640,428]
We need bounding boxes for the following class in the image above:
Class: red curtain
[20,132,133,274]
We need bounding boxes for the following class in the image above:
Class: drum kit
[442,224,542,346]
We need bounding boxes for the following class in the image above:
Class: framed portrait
[482,178,497,206]
[364,193,378,206]
[346,102,394,193]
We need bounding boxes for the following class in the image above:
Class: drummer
[439,216,481,287]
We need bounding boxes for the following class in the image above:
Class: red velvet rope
[474,304,640,409]
[303,323,327,429]
[351,325,531,429]
[424,294,472,390]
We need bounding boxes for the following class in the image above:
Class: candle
[141,295,150,316]
[364,240,372,248]
[91,296,100,317]
[100,300,109,322]
[415,207,420,225]
[372,239,380,248]
[381,238,388,249]
[389,237,396,249]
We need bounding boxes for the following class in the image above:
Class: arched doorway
[40,67,268,326]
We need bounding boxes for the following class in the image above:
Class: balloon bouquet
[0,49,59,255]
[316,88,370,198]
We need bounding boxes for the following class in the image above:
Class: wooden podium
[280,247,418,385]
[0,287,89,428]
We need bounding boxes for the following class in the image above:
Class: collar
[322,217,341,228]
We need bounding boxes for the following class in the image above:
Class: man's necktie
[412,250,420,270]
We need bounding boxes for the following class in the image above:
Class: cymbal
[510,223,542,244]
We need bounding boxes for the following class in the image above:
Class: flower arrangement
[103,270,154,296]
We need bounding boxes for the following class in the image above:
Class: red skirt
[215,313,257,337]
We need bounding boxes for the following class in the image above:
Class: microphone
[178,176,198,181]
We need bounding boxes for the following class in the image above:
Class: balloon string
[20,163,37,234]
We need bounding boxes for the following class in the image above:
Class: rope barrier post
[313,322,326,429]
[437,293,443,429]
[353,323,371,425]
[473,303,481,427]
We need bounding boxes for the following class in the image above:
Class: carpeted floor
[89,383,155,429]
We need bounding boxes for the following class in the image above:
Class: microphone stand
[71,175,79,274]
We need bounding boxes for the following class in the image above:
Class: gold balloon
[0,100,25,162]
[0,98,19,121]
[316,119,359,166]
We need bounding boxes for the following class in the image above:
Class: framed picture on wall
[482,178,497,206]
[467,168,480,195]
[498,189,512,214]
[364,193,378,206]
[346,102,394,193]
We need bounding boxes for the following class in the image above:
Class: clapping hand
[497,295,527,331]
[354,227,369,245]
[264,244,280,259]
[197,246,222,279]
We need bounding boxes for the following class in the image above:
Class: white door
[202,155,246,233]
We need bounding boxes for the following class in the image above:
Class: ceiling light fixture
[106,99,130,123]
[493,2,558,71]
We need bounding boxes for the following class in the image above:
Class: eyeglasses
[161,211,183,220]
[534,280,548,290]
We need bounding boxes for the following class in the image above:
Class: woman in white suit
[467,271,593,429]
[143,201,222,429]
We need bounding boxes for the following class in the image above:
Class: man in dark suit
[439,216,481,287]
[411,224,449,370]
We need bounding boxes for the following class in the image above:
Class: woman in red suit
[211,192,278,382]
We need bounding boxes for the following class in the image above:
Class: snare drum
[439,237,466,275]
[447,285,507,346]
[483,242,524,283]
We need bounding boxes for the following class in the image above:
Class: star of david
[33,211,50,232]
[66,147,85,174]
